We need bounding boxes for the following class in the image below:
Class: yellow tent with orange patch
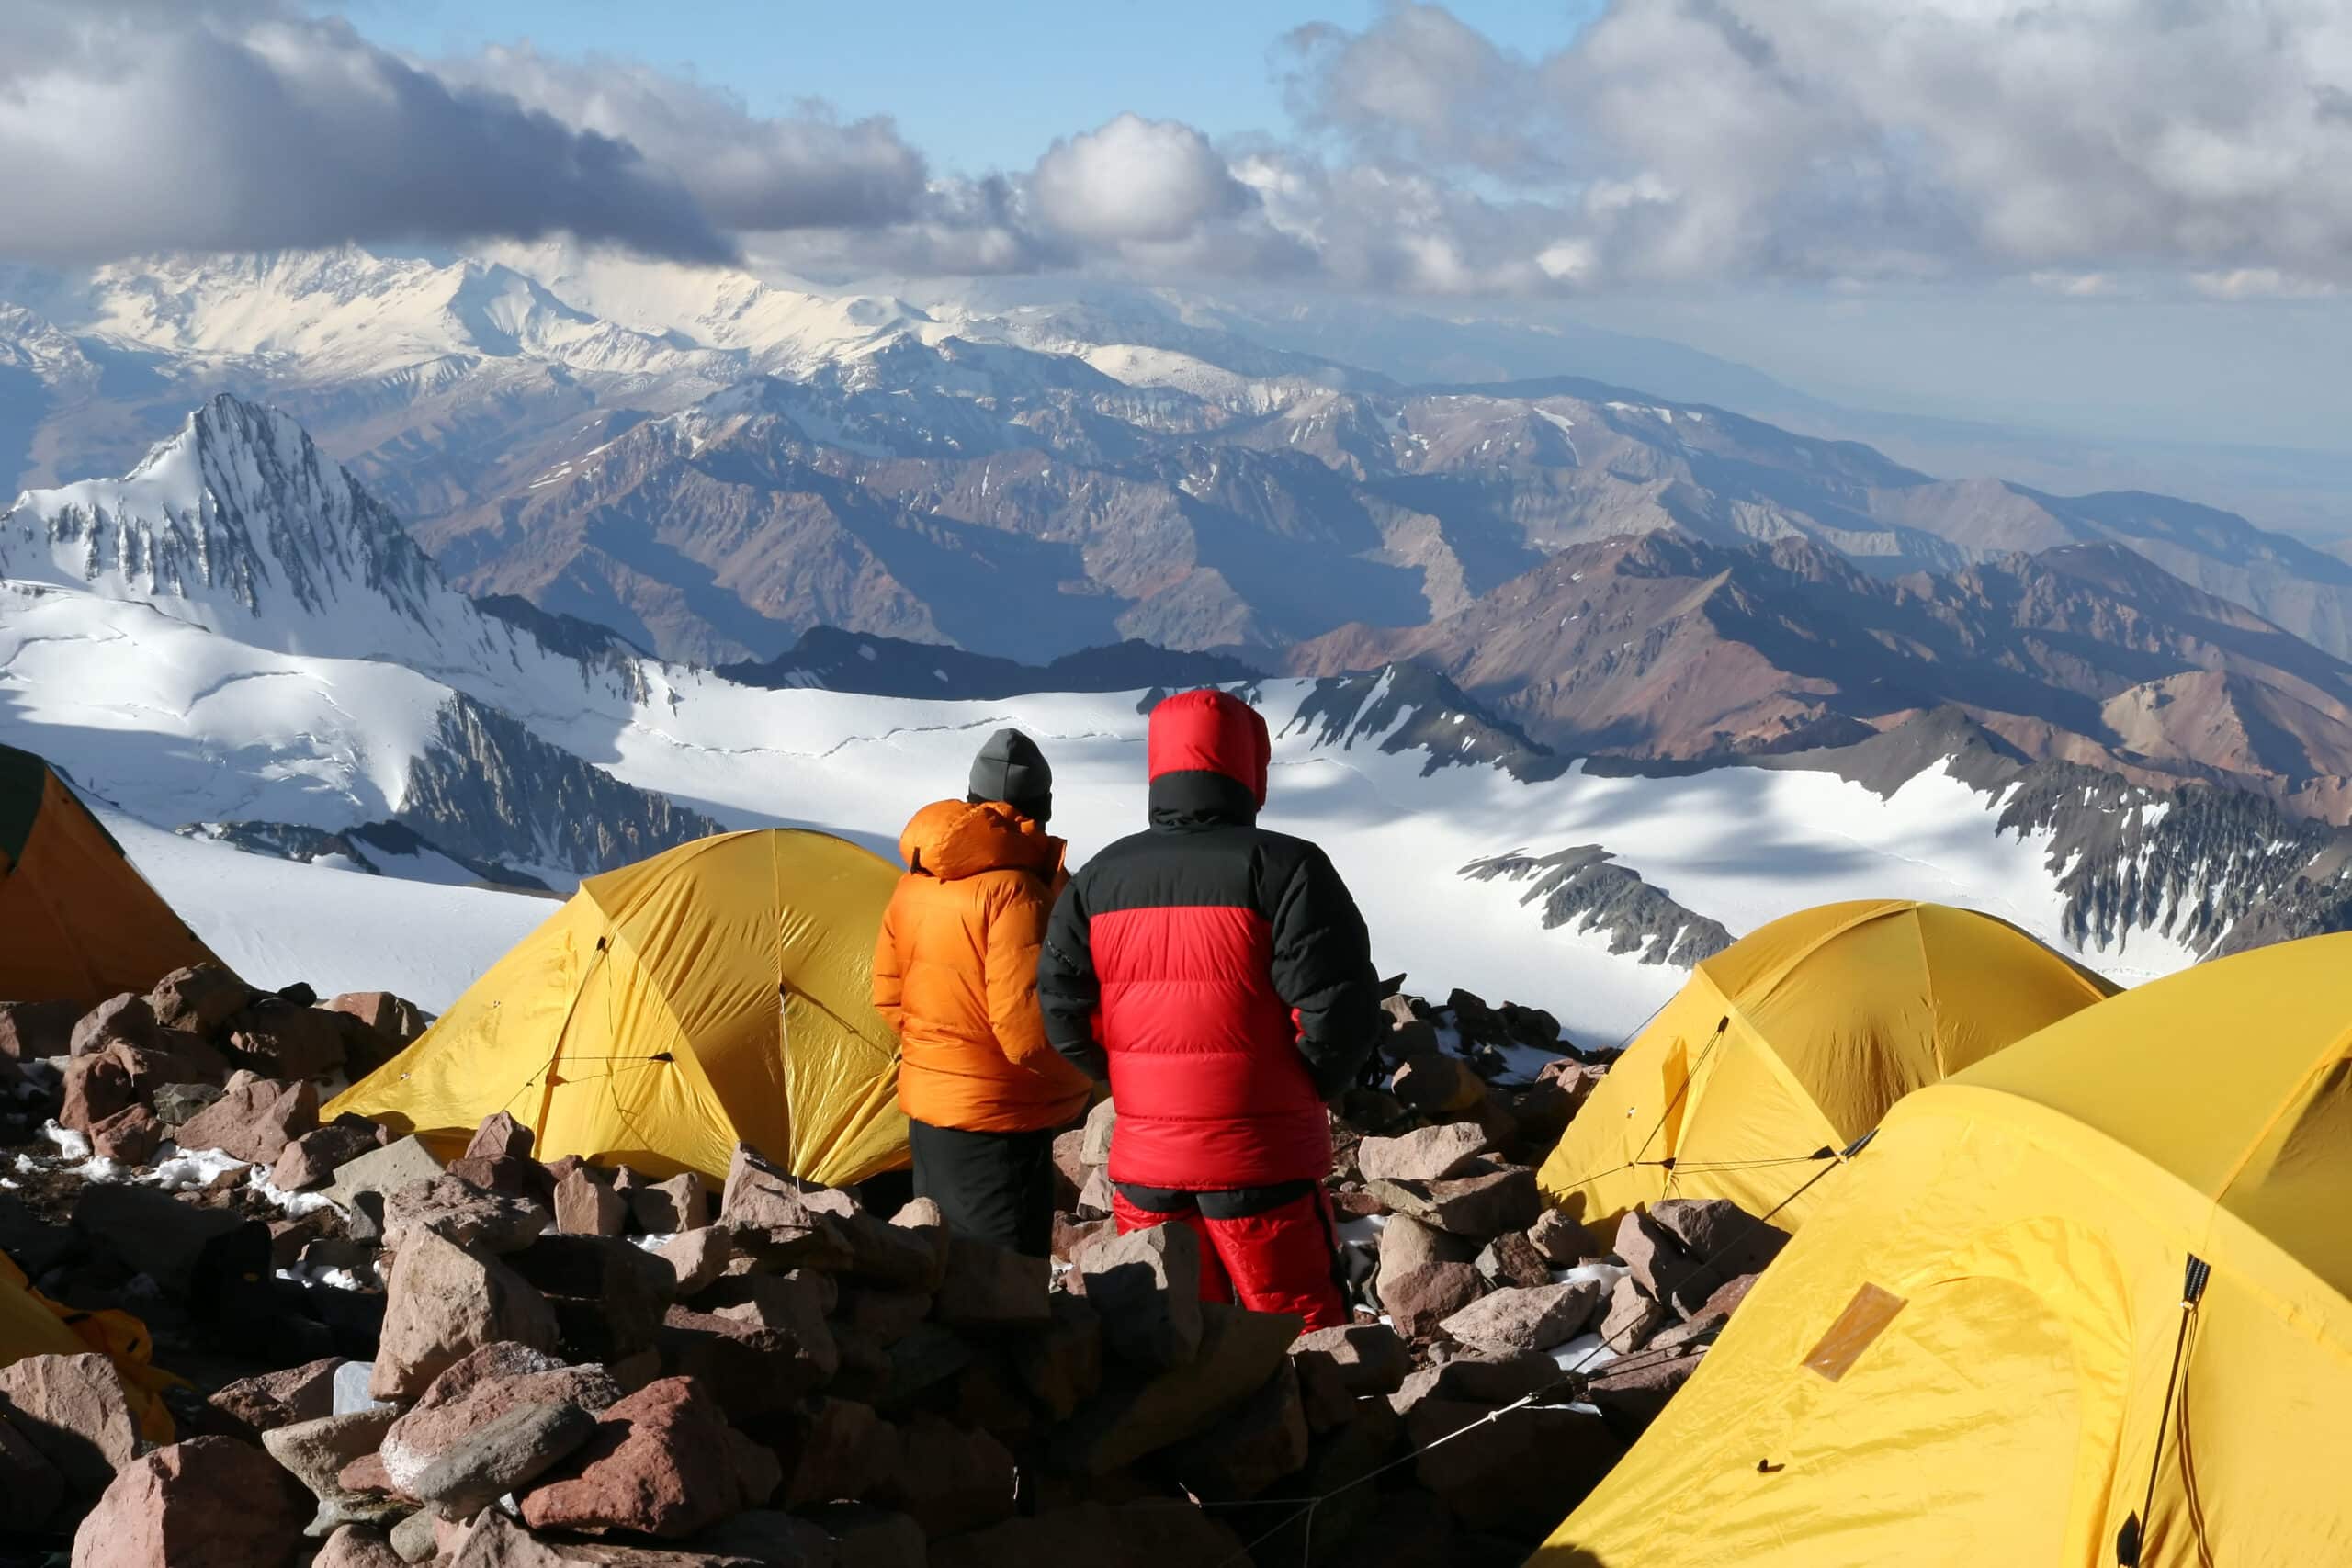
[1539,931,2352,1566]
[0,742,215,1006]
[1,1250,179,1444]
[329,829,909,1187]
[1537,900,2116,1235]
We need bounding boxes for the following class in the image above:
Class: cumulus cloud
[0,2,733,265]
[437,46,932,232]
[1030,115,1257,245]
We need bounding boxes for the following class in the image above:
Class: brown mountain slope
[1287,532,2352,821]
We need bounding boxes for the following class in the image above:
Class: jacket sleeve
[1269,844,1381,1098]
[985,879,1093,1091]
[871,891,906,1039]
[1037,874,1110,1082]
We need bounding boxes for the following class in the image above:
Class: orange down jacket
[874,799,1093,1133]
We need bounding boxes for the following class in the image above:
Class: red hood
[1148,689,1270,807]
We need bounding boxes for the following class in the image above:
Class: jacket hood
[1147,688,1270,827]
[899,799,1065,881]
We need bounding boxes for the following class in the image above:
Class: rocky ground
[0,974,1784,1567]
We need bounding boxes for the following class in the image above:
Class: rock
[87,1102,164,1164]
[149,965,260,1037]
[275,1120,390,1191]
[373,1231,560,1401]
[1438,1280,1604,1354]
[507,1235,674,1364]
[450,1510,771,1565]
[0,1352,141,1497]
[834,1285,933,1348]
[657,1227,734,1296]
[325,1134,446,1209]
[325,992,430,1048]
[1389,1055,1485,1114]
[1581,1351,1699,1439]
[1598,1275,1668,1353]
[689,1511,842,1567]
[880,1324,974,1408]
[1080,1096,1116,1165]
[1050,1126,1089,1201]
[446,1153,555,1205]
[1651,1272,1758,1353]
[209,1357,345,1437]
[261,1407,400,1501]
[660,1304,837,1419]
[1291,1322,1413,1397]
[1374,1216,1483,1338]
[1079,1223,1202,1370]
[175,1071,319,1164]
[894,1415,1017,1537]
[1612,1209,1724,1316]
[632,1171,711,1234]
[1355,1122,1494,1183]
[718,1146,854,1269]
[389,1509,441,1563]
[781,1398,902,1510]
[380,1344,623,1496]
[1076,1164,1115,1217]
[1407,1398,1623,1537]
[520,1377,776,1539]
[1052,1302,1303,1476]
[1648,1197,1791,1280]
[1054,1212,1114,1265]
[70,993,163,1056]
[1525,1208,1594,1266]
[456,1111,531,1163]
[101,1033,230,1099]
[72,1182,266,1300]
[1011,1293,1102,1421]
[314,1525,407,1568]
[1159,1360,1309,1502]
[151,1080,223,1126]
[57,1052,133,1134]
[928,1500,1246,1568]
[884,1197,954,1281]
[554,1167,627,1236]
[935,1235,1050,1326]
[1474,1228,1555,1290]
[0,1410,65,1532]
[801,1503,923,1567]
[225,1000,352,1080]
[1250,1398,1401,1566]
[1389,1351,1562,1421]
[413,1401,597,1521]
[335,1451,400,1495]
[334,1361,393,1417]
[70,1437,308,1568]
[1367,1166,1541,1240]
[0,998,80,1060]
[383,1174,550,1255]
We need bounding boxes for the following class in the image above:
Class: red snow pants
[1111,1179,1349,1329]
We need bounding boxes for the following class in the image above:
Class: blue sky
[350,0,1598,177]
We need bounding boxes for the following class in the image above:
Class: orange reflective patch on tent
[1,1249,180,1445]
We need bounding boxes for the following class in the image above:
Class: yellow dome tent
[1540,931,2352,1567]
[2,1250,179,1444]
[329,829,909,1187]
[0,742,216,1006]
[1537,900,2115,1235]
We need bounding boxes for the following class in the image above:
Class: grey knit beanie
[967,728,1053,823]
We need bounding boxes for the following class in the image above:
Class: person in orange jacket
[872,729,1093,1256]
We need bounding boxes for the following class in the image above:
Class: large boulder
[0,1411,65,1532]
[506,1235,674,1364]
[382,1174,549,1255]
[1011,1293,1103,1421]
[413,1400,598,1522]
[209,1357,345,1438]
[1581,1349,1700,1439]
[323,1134,445,1210]
[1648,1197,1791,1280]
[380,1344,623,1496]
[1080,1097,1116,1164]
[0,998,80,1061]
[0,1352,141,1498]
[1290,1322,1413,1398]
[1374,1215,1484,1338]
[1366,1166,1542,1241]
[70,1437,308,1568]
[70,993,163,1057]
[553,1167,627,1236]
[88,1103,164,1165]
[658,1303,836,1420]
[893,1414,1018,1537]
[779,1397,902,1510]
[57,1052,133,1134]
[1612,1208,1724,1316]
[1598,1275,1669,1354]
[1355,1122,1494,1184]
[1388,1054,1485,1114]
[273,1120,390,1192]
[224,1000,352,1080]
[324,992,430,1048]
[518,1377,777,1540]
[148,965,261,1038]
[655,1228,734,1297]
[71,1183,266,1298]
[312,1526,405,1568]
[1406,1398,1623,1538]
[935,1236,1050,1326]
[1158,1360,1309,1503]
[1079,1223,1202,1370]
[373,1231,560,1401]
[1525,1208,1595,1266]
[260,1408,400,1501]
[1051,1303,1303,1476]
[1438,1280,1604,1354]
[174,1071,319,1165]
[629,1172,711,1235]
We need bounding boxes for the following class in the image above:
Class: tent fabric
[1537,900,2116,1235]
[0,743,217,1007]
[328,829,909,1187]
[1,1250,179,1444]
[1540,931,2352,1568]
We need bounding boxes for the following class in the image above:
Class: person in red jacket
[1037,688,1379,1328]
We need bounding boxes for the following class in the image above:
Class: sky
[3,0,2351,465]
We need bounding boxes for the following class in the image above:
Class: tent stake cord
[2118,1252,2210,1567]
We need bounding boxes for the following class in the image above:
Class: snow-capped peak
[3,393,496,664]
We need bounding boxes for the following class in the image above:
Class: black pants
[907,1118,1058,1258]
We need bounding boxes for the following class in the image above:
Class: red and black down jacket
[1038,688,1380,1190]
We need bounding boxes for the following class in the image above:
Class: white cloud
[2189,268,2340,300]
[1029,114,1255,245]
